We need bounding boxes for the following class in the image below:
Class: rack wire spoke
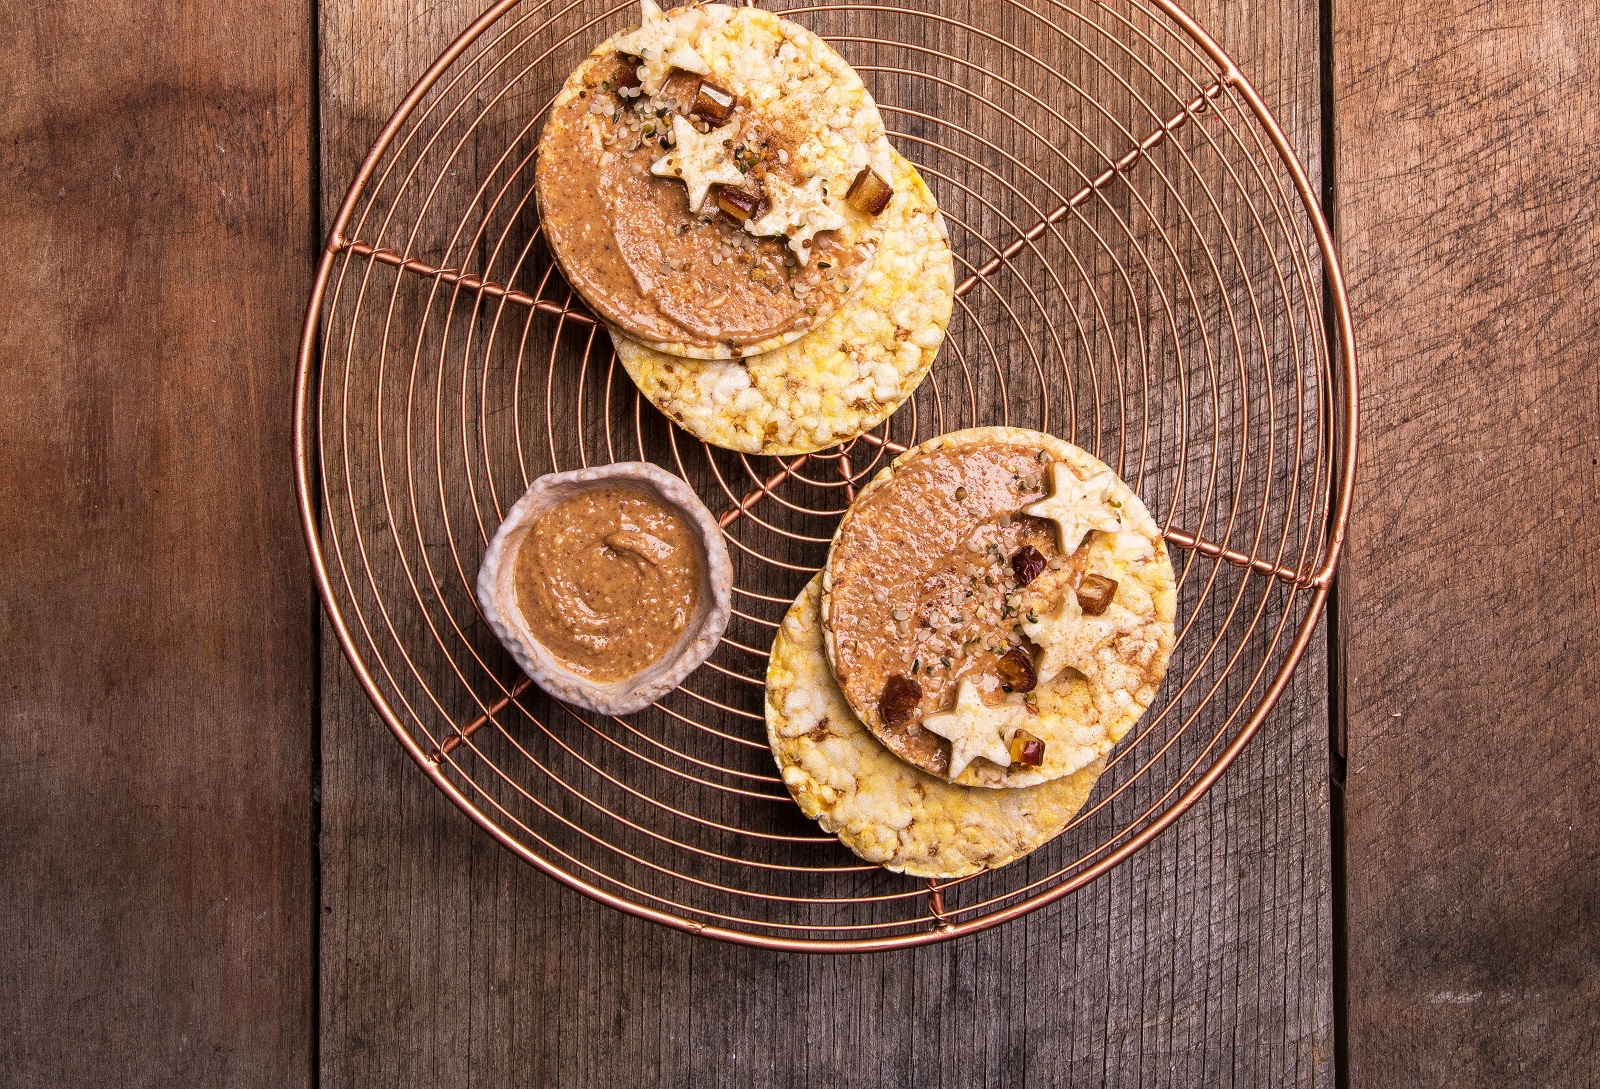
[329,78,1226,334]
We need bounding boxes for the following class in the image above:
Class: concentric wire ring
[295,0,1357,950]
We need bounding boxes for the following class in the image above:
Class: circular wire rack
[296,0,1357,951]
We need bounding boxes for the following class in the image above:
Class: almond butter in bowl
[476,462,732,716]
[819,426,1177,789]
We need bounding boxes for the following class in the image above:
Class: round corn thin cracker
[613,151,952,454]
[821,426,1176,788]
[538,2,891,360]
[767,576,1104,879]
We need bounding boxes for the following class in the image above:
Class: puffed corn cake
[822,427,1177,789]
[767,576,1104,878]
[538,1,893,359]
[613,150,952,454]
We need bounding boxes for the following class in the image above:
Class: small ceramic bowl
[476,462,733,716]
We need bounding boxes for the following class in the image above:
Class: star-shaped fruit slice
[651,115,744,214]
[611,0,668,55]
[1021,587,1118,685]
[612,0,709,95]
[1021,462,1126,554]
[746,174,847,262]
[921,677,1024,780]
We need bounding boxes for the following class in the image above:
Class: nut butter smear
[825,442,1092,775]
[514,487,702,683]
[536,53,871,354]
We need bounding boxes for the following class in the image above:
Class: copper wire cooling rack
[295,0,1357,950]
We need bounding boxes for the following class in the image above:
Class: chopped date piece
[845,166,894,215]
[690,79,736,123]
[1077,573,1118,616]
[879,674,923,729]
[715,183,765,225]
[1010,544,1046,587]
[661,70,704,109]
[614,58,642,91]
[996,646,1038,694]
[1009,728,1046,767]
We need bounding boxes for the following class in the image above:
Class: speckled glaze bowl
[476,462,733,715]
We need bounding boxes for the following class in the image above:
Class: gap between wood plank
[308,1,326,1086]
[1317,0,1350,1081]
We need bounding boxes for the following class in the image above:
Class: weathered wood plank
[0,2,317,1086]
[1334,1,1600,1083]
[316,1,1334,1085]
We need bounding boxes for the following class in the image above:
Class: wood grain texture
[0,2,316,1086]
[1334,0,1600,1084]
[315,1,1335,1085]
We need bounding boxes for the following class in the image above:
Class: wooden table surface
[2,0,1594,1086]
